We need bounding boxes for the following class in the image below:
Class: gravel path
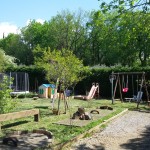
[69,110,150,150]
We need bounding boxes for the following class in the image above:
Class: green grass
[0,98,149,146]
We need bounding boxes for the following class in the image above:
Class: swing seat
[124,91,143,102]
[122,88,128,93]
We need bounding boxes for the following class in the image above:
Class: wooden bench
[0,109,39,130]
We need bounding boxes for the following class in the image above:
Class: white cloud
[36,18,45,24]
[26,18,45,26]
[0,22,20,39]
[0,19,45,39]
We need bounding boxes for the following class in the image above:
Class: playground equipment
[9,72,29,92]
[124,91,143,102]
[74,83,99,100]
[110,72,149,108]
[0,72,30,95]
[38,84,55,98]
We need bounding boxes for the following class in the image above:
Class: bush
[17,92,38,99]
[17,94,25,99]
[0,76,16,114]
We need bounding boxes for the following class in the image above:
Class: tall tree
[0,34,32,65]
[0,48,16,72]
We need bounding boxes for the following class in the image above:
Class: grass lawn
[0,97,149,147]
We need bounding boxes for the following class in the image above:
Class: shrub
[17,92,38,99]
[17,94,25,99]
[0,76,16,114]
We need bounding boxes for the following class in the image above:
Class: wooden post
[118,76,123,102]
[137,72,145,108]
[34,114,39,122]
[57,92,61,115]
[113,74,119,100]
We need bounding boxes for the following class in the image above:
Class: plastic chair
[124,91,143,102]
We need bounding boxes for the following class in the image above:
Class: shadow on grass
[34,106,49,109]
[73,143,105,150]
[128,108,150,113]
[120,126,150,150]
[1,120,29,129]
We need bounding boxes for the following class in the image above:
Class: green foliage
[34,46,90,88]
[0,76,16,114]
[5,65,47,91]
[5,65,150,98]
[17,92,38,99]
[0,48,17,72]
[75,65,150,98]
[17,94,25,99]
[99,0,150,14]
[0,9,150,67]
[0,34,30,65]
[87,10,150,66]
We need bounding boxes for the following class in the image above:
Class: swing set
[110,72,149,108]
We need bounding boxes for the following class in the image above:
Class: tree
[34,46,89,89]
[99,0,150,14]
[117,11,150,66]
[0,48,16,72]
[86,11,114,65]
[43,9,89,60]
[97,0,150,66]
[0,48,17,114]
[87,8,150,66]
[0,33,33,65]
[0,75,16,114]
[20,10,89,65]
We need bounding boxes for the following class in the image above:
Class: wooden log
[0,109,39,122]
[0,109,39,130]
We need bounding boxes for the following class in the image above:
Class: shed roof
[41,84,55,88]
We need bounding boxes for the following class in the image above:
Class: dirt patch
[54,109,114,127]
[0,130,53,150]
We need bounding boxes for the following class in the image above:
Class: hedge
[5,65,150,99]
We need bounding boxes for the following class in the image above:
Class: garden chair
[124,91,143,103]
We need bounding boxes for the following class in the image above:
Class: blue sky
[0,0,101,38]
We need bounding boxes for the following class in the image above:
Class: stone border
[50,109,128,150]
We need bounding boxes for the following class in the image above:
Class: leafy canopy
[99,0,150,14]
[34,46,89,88]
[0,75,16,114]
[0,48,17,72]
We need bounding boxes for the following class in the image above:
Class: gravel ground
[69,110,150,150]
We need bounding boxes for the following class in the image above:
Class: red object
[122,88,128,92]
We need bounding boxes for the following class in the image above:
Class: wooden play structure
[110,72,149,108]
[74,82,99,100]
[53,82,100,115]
[38,84,55,98]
